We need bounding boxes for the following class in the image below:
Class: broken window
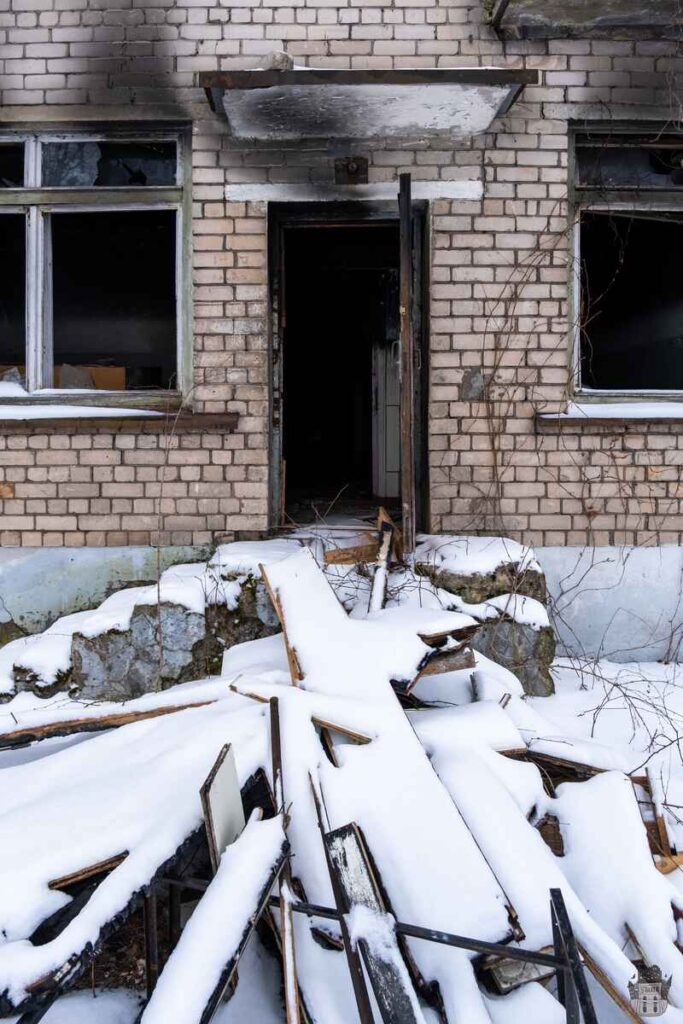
[0,131,184,395]
[0,144,24,188]
[575,129,683,392]
[0,215,26,379]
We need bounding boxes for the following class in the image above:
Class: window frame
[0,124,192,407]
[569,122,683,400]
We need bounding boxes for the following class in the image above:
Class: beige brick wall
[1,0,682,547]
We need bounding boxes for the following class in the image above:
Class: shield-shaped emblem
[628,963,672,1018]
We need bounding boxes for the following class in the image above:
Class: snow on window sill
[536,401,683,426]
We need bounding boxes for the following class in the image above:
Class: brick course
[1,0,683,546]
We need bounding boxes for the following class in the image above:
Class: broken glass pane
[0,214,26,385]
[42,141,177,187]
[51,210,176,391]
[0,144,24,188]
[577,141,683,189]
[580,211,683,390]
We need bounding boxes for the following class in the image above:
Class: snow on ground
[4,536,683,1021]
[414,533,540,575]
[0,531,550,698]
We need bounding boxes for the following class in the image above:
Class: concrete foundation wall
[1,1,683,547]
[0,545,210,635]
[539,545,683,662]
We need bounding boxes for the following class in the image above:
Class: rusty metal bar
[144,890,160,999]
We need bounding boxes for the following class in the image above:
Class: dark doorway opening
[281,222,402,523]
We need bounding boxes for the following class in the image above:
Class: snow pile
[415,534,540,576]
[0,561,240,695]
[140,814,286,1024]
[0,532,548,698]
[3,538,683,1021]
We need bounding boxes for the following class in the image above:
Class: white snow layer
[3,535,683,1022]
[415,534,540,575]
[140,814,286,1024]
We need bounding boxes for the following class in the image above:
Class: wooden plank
[200,744,246,876]
[308,781,375,1024]
[48,853,128,892]
[413,645,476,682]
[260,563,304,684]
[0,699,216,750]
[197,848,289,1024]
[324,539,379,565]
[312,718,372,746]
[655,852,683,875]
[418,623,479,647]
[324,822,426,1024]
[646,766,675,859]
[270,698,303,1024]
[378,505,403,563]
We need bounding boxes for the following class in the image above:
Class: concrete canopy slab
[199,68,539,143]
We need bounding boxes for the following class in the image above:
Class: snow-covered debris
[415,534,540,576]
[4,532,683,1022]
[140,814,287,1024]
[0,696,265,1004]
[209,538,302,577]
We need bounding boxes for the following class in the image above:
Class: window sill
[0,406,239,433]
[536,401,683,430]
[0,391,184,411]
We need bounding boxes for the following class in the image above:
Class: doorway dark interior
[282,223,401,524]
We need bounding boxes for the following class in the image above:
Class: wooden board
[48,853,128,892]
[324,539,379,565]
[0,699,216,750]
[200,744,246,876]
[413,646,476,683]
[324,822,425,1024]
[259,563,304,684]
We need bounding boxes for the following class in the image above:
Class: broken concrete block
[71,603,207,701]
[416,560,547,605]
[471,618,556,697]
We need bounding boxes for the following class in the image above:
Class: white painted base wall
[0,545,210,635]
[538,545,683,662]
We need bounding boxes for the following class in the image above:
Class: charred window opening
[52,211,177,391]
[0,144,24,188]
[580,213,683,391]
[42,142,177,188]
[0,215,26,377]
[575,129,683,393]
[0,131,184,396]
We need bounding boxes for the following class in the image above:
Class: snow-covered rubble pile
[0,531,553,701]
[1,543,683,1022]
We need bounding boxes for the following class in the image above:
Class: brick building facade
[1,0,682,549]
